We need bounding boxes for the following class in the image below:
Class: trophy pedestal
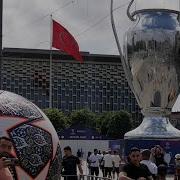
[124,116,180,139]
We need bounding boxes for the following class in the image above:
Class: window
[73,86,76,95]
[99,104,102,112]
[84,91,88,102]
[96,88,99,95]
[107,83,110,90]
[80,96,84,104]
[62,82,65,88]
[96,80,99,86]
[75,91,79,102]
[73,96,76,104]
[106,104,110,111]
[73,103,76,110]
[92,91,95,102]
[99,83,103,90]
[69,103,72,111]
[77,83,80,89]
[99,92,102,102]
[88,87,91,95]
[88,97,91,105]
[107,92,110,103]
[69,91,72,100]
[81,87,84,94]
[58,87,61,94]
[92,84,95,89]
[62,103,65,111]
[92,104,95,112]
[62,90,65,101]
[103,88,106,96]
[114,104,117,111]
[125,89,128,96]
[110,88,113,96]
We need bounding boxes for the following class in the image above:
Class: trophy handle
[127,0,136,21]
[110,0,141,105]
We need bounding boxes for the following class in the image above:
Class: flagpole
[179,0,180,22]
[49,14,53,109]
[0,0,3,90]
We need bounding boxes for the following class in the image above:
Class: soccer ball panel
[0,91,62,180]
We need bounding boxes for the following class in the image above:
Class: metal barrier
[61,174,112,180]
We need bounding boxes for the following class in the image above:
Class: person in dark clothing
[119,147,152,180]
[62,146,83,180]
[156,164,167,180]
[152,145,167,167]
[87,152,92,174]
[100,151,106,177]
[77,149,82,158]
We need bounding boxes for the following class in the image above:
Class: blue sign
[109,139,124,150]
[57,124,109,140]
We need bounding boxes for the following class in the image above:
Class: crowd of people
[0,136,179,180]
[61,145,180,180]
[87,149,122,179]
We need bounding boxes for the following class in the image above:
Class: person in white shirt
[112,150,121,179]
[140,149,157,179]
[103,150,113,178]
[88,149,102,180]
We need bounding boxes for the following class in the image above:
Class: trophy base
[124,116,180,139]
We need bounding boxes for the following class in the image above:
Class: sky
[3,0,180,111]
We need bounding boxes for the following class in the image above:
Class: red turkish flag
[52,20,83,63]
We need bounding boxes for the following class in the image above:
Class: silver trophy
[111,0,180,139]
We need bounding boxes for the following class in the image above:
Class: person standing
[88,149,102,180]
[151,145,167,167]
[62,146,83,180]
[140,149,157,179]
[87,151,92,179]
[103,150,113,178]
[156,164,167,180]
[100,151,106,177]
[174,154,180,180]
[119,147,153,180]
[77,149,82,158]
[112,150,121,180]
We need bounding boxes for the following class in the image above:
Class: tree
[69,109,96,128]
[96,112,113,134]
[107,111,132,139]
[43,108,69,131]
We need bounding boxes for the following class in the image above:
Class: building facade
[1,48,141,125]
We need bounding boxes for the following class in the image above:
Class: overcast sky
[3,0,180,111]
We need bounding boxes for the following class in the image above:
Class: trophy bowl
[111,0,180,139]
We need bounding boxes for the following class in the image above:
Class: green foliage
[96,112,113,134]
[69,109,96,128]
[107,111,132,139]
[43,108,69,131]
[43,108,132,139]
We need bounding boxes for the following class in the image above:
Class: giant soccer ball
[0,91,61,180]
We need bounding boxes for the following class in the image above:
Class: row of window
[1,58,141,116]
